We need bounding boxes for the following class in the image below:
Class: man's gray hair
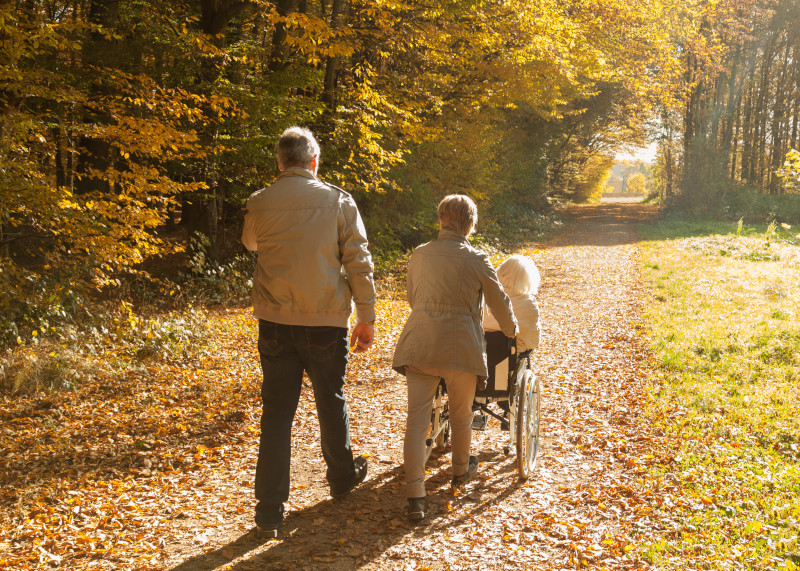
[437,194,478,236]
[276,126,320,168]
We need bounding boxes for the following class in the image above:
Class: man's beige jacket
[242,167,376,328]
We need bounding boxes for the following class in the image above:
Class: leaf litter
[0,203,668,570]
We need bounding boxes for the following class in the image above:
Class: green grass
[637,218,800,570]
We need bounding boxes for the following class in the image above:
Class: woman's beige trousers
[403,366,477,498]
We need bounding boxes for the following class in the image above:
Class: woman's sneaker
[451,455,479,489]
[407,497,428,522]
[256,524,280,539]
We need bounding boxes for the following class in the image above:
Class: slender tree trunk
[269,0,301,70]
[721,45,741,171]
[792,52,800,149]
[743,81,755,183]
[75,0,120,195]
[731,98,741,180]
[754,34,777,189]
[711,73,724,150]
[682,52,698,194]
[0,221,8,259]
[179,0,254,261]
[769,38,791,194]
[322,0,345,108]
[52,126,65,189]
[665,145,673,200]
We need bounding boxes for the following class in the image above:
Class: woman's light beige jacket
[392,230,517,382]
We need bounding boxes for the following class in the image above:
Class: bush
[721,187,800,225]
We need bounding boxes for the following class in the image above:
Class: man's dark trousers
[254,319,356,527]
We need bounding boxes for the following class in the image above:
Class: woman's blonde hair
[437,194,477,236]
[496,255,540,295]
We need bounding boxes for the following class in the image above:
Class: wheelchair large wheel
[515,370,540,479]
[425,381,450,462]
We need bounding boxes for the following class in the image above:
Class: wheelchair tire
[425,381,450,462]
[515,369,540,479]
[435,416,450,448]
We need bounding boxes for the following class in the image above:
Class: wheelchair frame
[424,331,541,480]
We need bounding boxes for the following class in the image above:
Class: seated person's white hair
[496,255,540,295]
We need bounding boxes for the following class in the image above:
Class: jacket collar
[438,229,468,243]
[277,167,317,181]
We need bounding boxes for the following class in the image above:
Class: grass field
[637,218,800,570]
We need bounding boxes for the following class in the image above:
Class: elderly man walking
[242,126,376,538]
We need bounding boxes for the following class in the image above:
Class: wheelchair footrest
[472,412,488,431]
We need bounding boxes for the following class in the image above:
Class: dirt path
[162,201,661,571]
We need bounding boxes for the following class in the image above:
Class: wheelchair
[425,331,541,480]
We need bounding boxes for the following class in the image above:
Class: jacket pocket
[258,321,282,357]
[306,327,346,362]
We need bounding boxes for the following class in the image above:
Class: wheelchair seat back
[476,331,520,398]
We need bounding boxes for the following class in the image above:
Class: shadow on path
[168,447,529,571]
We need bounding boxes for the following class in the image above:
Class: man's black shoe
[451,455,479,489]
[331,455,368,499]
[407,497,427,522]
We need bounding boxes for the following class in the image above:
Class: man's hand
[349,322,374,353]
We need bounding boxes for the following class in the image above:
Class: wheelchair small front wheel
[515,370,540,479]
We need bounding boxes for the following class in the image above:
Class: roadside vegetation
[0,212,561,397]
[637,217,800,570]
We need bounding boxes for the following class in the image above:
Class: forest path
[163,200,662,571]
[0,201,663,570]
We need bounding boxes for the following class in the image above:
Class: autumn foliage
[651,0,800,215]
[0,0,700,345]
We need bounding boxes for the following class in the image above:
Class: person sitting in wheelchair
[481,254,541,421]
[483,254,540,353]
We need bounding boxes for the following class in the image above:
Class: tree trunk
[665,145,673,200]
[769,39,792,194]
[791,52,800,149]
[731,96,741,180]
[74,0,119,195]
[754,33,777,189]
[743,83,755,184]
[721,45,741,171]
[52,126,65,189]
[269,0,302,70]
[322,0,346,108]
[179,0,254,261]
[682,51,699,194]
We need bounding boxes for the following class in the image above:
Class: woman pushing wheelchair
[392,194,517,522]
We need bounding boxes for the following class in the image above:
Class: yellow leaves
[57,198,80,210]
